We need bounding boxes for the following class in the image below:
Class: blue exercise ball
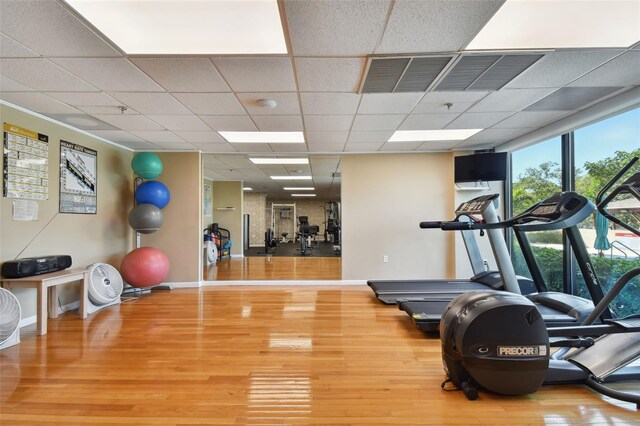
[131,152,163,179]
[135,180,170,209]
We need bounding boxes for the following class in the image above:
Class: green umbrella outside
[594,211,611,253]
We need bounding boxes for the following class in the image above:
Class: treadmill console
[456,194,499,215]
[511,192,594,232]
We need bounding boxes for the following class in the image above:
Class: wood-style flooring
[205,256,342,281]
[1,286,637,425]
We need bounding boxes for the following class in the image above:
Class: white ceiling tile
[199,115,257,131]
[304,115,354,131]
[0,33,38,57]
[51,58,163,92]
[172,93,246,115]
[295,58,366,92]
[108,92,191,115]
[376,0,504,53]
[308,143,346,152]
[415,141,460,151]
[465,127,533,143]
[0,58,97,91]
[147,114,211,131]
[173,131,225,143]
[492,111,569,129]
[43,92,120,107]
[130,58,230,92]
[253,115,304,131]
[78,105,138,115]
[352,114,405,131]
[467,88,559,113]
[300,93,361,115]
[505,50,626,89]
[150,141,198,150]
[399,113,459,130]
[0,92,81,114]
[0,0,120,57]
[419,91,490,103]
[357,93,422,114]
[285,0,390,56]
[454,139,496,150]
[343,142,383,152]
[233,144,274,153]
[446,112,513,129]
[113,140,161,150]
[305,132,349,145]
[348,131,394,143]
[48,113,118,130]
[90,130,146,144]
[196,143,239,153]
[379,141,423,151]
[0,75,34,92]
[270,144,310,152]
[129,131,185,143]
[212,57,296,92]
[93,114,164,131]
[568,51,640,87]
[413,102,473,114]
[237,92,300,115]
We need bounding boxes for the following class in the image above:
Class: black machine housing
[1,255,72,278]
[441,291,549,397]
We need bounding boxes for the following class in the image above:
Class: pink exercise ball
[121,247,170,288]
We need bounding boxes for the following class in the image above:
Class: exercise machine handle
[419,221,443,229]
[441,222,473,231]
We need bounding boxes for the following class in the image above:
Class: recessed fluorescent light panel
[284,187,315,190]
[270,176,313,180]
[249,158,309,165]
[243,187,253,191]
[65,0,287,54]
[219,132,304,144]
[466,0,640,50]
[291,194,316,197]
[389,129,482,142]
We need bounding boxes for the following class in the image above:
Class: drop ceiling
[1,0,639,199]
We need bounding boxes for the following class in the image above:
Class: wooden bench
[1,269,89,336]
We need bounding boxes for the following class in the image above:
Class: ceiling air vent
[435,53,544,91]
[360,56,454,93]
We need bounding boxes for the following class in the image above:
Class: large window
[511,136,563,291]
[574,108,640,317]
[510,107,640,317]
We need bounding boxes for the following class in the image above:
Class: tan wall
[0,104,133,318]
[341,153,455,280]
[140,151,202,283]
[211,181,243,256]
[244,191,267,246]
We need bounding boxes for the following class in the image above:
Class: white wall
[341,153,455,280]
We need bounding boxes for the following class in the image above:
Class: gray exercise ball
[128,203,163,234]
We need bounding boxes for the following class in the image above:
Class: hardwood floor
[1,286,637,425]
[204,256,342,281]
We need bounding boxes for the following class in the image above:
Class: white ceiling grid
[0,0,638,199]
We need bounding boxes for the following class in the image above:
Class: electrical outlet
[383,255,388,263]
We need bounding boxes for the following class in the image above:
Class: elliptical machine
[440,158,640,406]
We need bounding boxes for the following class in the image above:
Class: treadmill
[401,191,606,333]
[368,194,536,304]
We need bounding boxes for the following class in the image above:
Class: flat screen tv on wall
[454,152,507,183]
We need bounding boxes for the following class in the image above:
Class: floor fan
[0,288,21,350]
[86,263,124,314]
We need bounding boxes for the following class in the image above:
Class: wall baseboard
[202,280,366,286]
[230,254,245,259]
[165,281,202,288]
[19,300,81,329]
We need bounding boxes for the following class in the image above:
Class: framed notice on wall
[203,184,212,216]
[59,140,97,214]
[3,123,49,200]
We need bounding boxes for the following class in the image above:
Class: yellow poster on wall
[3,123,49,200]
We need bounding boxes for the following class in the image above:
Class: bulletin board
[3,123,49,200]
[59,140,97,214]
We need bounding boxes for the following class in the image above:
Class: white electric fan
[86,263,124,314]
[0,288,21,350]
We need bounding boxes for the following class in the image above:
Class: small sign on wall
[3,123,49,200]
[59,140,97,214]
[203,184,212,216]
